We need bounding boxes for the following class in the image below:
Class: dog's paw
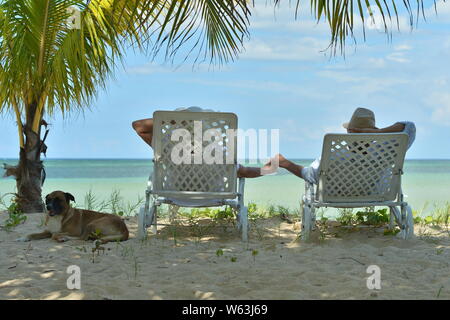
[56,236,69,243]
[16,237,30,242]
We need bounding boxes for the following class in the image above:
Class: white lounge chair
[137,110,249,241]
[301,132,414,240]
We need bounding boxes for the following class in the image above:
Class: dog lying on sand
[17,191,129,243]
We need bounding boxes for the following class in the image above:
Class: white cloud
[385,43,413,63]
[126,61,231,75]
[317,68,411,98]
[386,52,410,63]
[426,0,450,22]
[434,76,449,87]
[394,44,413,51]
[367,57,386,68]
[126,62,170,75]
[241,37,329,61]
[427,92,450,126]
[279,119,345,144]
[364,8,411,32]
[178,78,328,101]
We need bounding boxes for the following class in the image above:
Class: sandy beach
[1,211,449,300]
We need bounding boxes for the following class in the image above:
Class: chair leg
[388,207,395,230]
[391,206,401,227]
[391,205,414,240]
[137,197,157,240]
[137,206,147,240]
[403,205,414,239]
[235,208,242,231]
[301,203,312,241]
[149,205,157,234]
[310,206,316,231]
[238,205,248,242]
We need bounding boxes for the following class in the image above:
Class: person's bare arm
[378,122,406,133]
[132,118,154,147]
[349,122,405,133]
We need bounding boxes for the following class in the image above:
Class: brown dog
[17,191,129,243]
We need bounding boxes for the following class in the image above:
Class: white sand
[1,210,449,300]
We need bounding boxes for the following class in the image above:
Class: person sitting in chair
[132,106,265,178]
[266,107,416,183]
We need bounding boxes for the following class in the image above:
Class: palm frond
[276,0,439,54]
[0,0,253,121]
[104,0,252,64]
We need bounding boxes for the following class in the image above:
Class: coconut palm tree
[0,0,434,212]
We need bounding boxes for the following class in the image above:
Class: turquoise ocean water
[1,159,449,217]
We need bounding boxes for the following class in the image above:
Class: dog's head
[45,191,75,217]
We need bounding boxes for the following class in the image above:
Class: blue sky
[1,0,450,160]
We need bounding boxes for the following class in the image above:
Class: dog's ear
[65,192,75,203]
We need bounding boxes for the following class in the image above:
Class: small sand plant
[132,256,140,280]
[336,208,356,226]
[437,286,444,299]
[413,203,450,240]
[80,189,144,217]
[91,240,106,263]
[170,224,178,247]
[248,203,267,240]
[75,246,87,253]
[216,249,224,257]
[0,194,27,231]
[113,242,141,279]
[251,249,259,263]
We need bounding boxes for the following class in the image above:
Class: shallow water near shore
[1,159,449,217]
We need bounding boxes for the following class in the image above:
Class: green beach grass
[1,189,449,239]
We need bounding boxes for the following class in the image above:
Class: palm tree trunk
[16,126,44,213]
[4,102,45,213]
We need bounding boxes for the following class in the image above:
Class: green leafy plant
[336,208,355,226]
[337,207,390,227]
[90,228,103,240]
[413,203,450,236]
[383,228,400,236]
[91,240,105,263]
[216,249,224,257]
[437,286,444,299]
[1,196,27,231]
[317,209,328,224]
[170,225,178,247]
[355,208,389,226]
[80,190,143,217]
[248,202,258,215]
[251,249,259,263]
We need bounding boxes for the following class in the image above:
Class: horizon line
[2,157,450,161]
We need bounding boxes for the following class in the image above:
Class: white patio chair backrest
[152,110,238,195]
[317,133,409,203]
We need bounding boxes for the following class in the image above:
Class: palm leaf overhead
[289,0,439,54]
[0,0,252,123]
